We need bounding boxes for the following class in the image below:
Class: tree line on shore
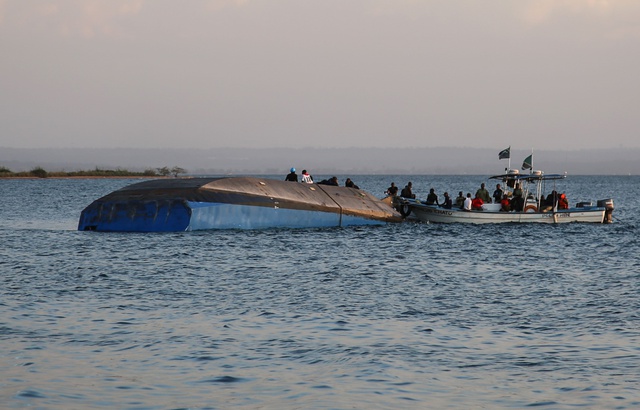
[0,165,186,178]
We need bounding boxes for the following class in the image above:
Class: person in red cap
[559,193,569,209]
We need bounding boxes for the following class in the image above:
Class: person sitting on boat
[425,188,439,205]
[301,170,313,184]
[541,191,558,212]
[318,176,339,186]
[385,182,399,197]
[463,193,472,211]
[493,184,503,204]
[345,178,359,189]
[471,194,484,211]
[455,191,465,209]
[512,183,524,211]
[441,192,453,209]
[401,182,416,199]
[500,194,511,212]
[558,193,569,209]
[476,183,492,203]
[285,167,298,182]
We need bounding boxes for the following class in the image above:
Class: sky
[1,0,639,151]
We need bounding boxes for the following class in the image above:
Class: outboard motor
[597,198,614,223]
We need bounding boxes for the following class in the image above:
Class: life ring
[392,198,413,218]
[400,203,412,218]
[523,204,538,213]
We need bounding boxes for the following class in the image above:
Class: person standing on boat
[455,191,465,209]
[426,188,439,205]
[512,183,524,211]
[285,167,298,182]
[401,182,416,199]
[301,170,313,184]
[441,192,453,209]
[476,183,492,203]
[385,182,399,197]
[493,184,503,204]
[463,193,472,211]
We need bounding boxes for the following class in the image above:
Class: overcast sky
[1,0,638,151]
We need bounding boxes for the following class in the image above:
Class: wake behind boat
[394,149,614,224]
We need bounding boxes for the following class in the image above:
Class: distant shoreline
[0,166,184,179]
[3,146,639,175]
[0,175,165,180]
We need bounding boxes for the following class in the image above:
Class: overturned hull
[78,177,402,232]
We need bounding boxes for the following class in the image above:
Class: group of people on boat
[285,168,314,183]
[388,180,569,213]
[386,181,415,199]
[540,190,569,211]
[284,168,359,189]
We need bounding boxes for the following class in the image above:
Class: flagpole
[521,151,533,173]
[499,146,511,171]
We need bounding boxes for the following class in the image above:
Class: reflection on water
[1,176,639,409]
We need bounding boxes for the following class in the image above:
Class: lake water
[1,175,639,409]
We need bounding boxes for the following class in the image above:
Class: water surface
[1,175,639,409]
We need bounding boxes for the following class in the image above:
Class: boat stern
[597,198,614,223]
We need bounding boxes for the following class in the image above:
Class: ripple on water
[1,176,640,409]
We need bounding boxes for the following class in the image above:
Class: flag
[498,147,510,160]
[522,154,532,170]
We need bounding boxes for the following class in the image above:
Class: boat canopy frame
[489,173,567,182]
[488,172,567,209]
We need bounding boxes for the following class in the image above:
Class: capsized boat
[394,170,614,224]
[78,177,402,232]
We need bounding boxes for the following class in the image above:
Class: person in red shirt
[471,194,484,211]
[558,193,569,209]
[500,194,511,212]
